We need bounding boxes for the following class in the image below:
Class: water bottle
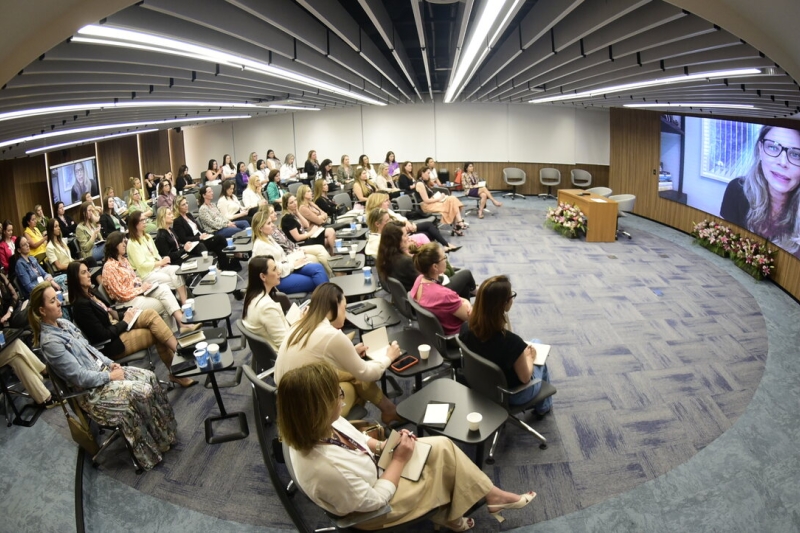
[151,192,156,201]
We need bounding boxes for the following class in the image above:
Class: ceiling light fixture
[268,105,321,111]
[0,101,262,124]
[75,25,386,107]
[0,115,250,149]
[623,103,756,109]
[444,0,508,103]
[25,129,159,155]
[529,68,763,104]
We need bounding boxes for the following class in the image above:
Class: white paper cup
[467,412,482,432]
[196,342,208,352]
[418,344,430,360]
[201,251,208,258]
[185,298,195,311]
[349,250,356,259]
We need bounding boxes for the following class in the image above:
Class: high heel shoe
[451,228,465,237]
[433,517,474,531]
[487,491,536,523]
[169,375,198,388]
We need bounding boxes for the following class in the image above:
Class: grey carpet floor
[8,197,796,531]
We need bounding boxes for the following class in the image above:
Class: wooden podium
[557,189,618,242]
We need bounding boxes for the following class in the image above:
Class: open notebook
[528,342,551,366]
[377,430,431,482]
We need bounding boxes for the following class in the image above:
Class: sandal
[451,228,465,237]
[478,210,484,219]
[488,491,536,523]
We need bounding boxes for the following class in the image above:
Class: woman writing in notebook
[278,362,535,531]
[459,275,552,414]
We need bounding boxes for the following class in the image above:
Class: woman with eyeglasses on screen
[720,125,800,255]
[459,275,552,414]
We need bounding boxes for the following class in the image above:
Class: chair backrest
[332,192,352,210]
[503,167,526,185]
[242,364,278,432]
[393,194,413,213]
[236,319,278,374]
[43,258,56,277]
[185,192,200,214]
[386,277,416,321]
[456,337,510,408]
[609,194,636,213]
[453,168,464,190]
[407,297,457,362]
[288,182,302,196]
[438,168,450,183]
[210,184,223,202]
[95,282,115,306]
[570,169,592,187]
[539,168,561,186]
[586,187,612,197]
[46,364,101,455]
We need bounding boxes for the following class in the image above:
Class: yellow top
[24,227,47,256]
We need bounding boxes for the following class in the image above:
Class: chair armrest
[497,378,542,397]
[332,505,392,529]
[257,367,275,380]
[91,339,111,349]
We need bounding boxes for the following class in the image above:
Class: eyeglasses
[338,388,345,400]
[509,291,517,301]
[761,139,800,167]
[438,256,447,263]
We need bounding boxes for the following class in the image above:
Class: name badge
[96,358,104,369]
[37,276,44,284]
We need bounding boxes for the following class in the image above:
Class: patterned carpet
[39,198,768,530]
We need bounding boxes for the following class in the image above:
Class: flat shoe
[488,491,536,523]
[180,323,201,334]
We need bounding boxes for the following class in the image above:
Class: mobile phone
[391,354,419,372]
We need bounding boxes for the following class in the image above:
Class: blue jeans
[277,263,329,293]
[509,364,552,414]
[91,244,105,262]
[215,220,249,239]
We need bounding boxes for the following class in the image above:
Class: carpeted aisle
[15,197,790,532]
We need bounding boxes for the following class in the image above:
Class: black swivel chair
[384,276,416,328]
[456,338,557,464]
[407,298,460,379]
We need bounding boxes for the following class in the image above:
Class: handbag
[60,400,99,455]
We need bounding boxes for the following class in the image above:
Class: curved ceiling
[1,0,798,160]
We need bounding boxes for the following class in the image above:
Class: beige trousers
[337,369,384,416]
[0,339,50,403]
[115,308,175,369]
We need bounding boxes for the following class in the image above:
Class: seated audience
[75,201,105,262]
[205,160,222,185]
[414,168,466,235]
[460,275,552,413]
[353,167,379,203]
[303,150,320,185]
[336,154,353,185]
[280,194,335,252]
[44,218,70,286]
[0,332,58,408]
[175,164,196,195]
[313,179,345,219]
[280,153,299,182]
[156,179,176,210]
[67,262,196,387]
[397,161,415,192]
[241,256,291,351]
[154,206,206,266]
[126,212,189,304]
[53,202,77,238]
[265,149,281,171]
[425,157,442,185]
[22,212,47,257]
[265,169,285,206]
[385,150,399,176]
[101,231,195,332]
[462,162,502,218]
[366,208,400,258]
[366,193,459,251]
[33,205,50,235]
[104,187,129,218]
[278,362,536,529]
[30,282,177,470]
[319,158,339,192]
[99,195,127,238]
[144,171,158,199]
[15,236,61,299]
[246,152,259,177]
[221,154,236,180]
[0,220,17,271]
[172,195,235,271]
[358,155,378,181]
[0,270,28,328]
[127,187,156,233]
[376,223,423,291]
[274,283,403,424]
[198,185,249,238]
[410,243,475,336]
[242,173,267,212]
[297,184,332,227]
[234,161,249,196]
[251,210,329,291]
[217,179,252,222]
[374,163,401,197]
[262,206,331,275]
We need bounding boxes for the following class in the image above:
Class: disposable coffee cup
[226,237,234,247]
[246,227,252,237]
[182,303,193,320]
[418,344,430,360]
[201,251,208,258]
[350,244,357,253]
[56,291,64,303]
[356,223,362,230]
[349,250,356,259]
[185,298,195,311]
[363,266,372,281]
[467,412,482,432]
[194,348,209,368]
[208,343,222,364]
[196,342,208,352]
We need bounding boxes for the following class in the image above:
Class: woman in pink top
[410,243,473,336]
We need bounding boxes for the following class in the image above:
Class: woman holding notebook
[278,362,535,530]
[459,275,552,414]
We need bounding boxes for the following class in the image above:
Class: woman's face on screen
[760,128,800,197]
[74,163,85,183]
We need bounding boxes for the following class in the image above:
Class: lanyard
[321,430,378,474]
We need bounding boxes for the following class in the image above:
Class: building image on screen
[50,157,100,209]
[660,116,800,257]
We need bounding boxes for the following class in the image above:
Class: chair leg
[508,416,548,449]
[486,425,502,465]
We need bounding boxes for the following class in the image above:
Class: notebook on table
[420,401,455,430]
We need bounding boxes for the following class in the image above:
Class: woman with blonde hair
[280,153,299,181]
[127,187,157,233]
[154,206,206,265]
[75,201,105,261]
[126,211,189,304]
[462,162,502,219]
[278,362,535,530]
[366,193,459,251]
[262,205,331,275]
[243,172,267,211]
[313,178,344,220]
[303,149,319,185]
[375,163,400,196]
[247,151,259,176]
[353,167,379,203]
[414,167,467,235]
[251,210,329,292]
[297,184,334,227]
[336,154,353,185]
[274,283,404,425]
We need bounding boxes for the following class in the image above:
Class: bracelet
[375,441,383,455]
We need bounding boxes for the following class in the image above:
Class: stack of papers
[181,259,198,271]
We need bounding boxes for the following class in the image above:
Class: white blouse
[242,292,290,351]
[242,188,263,209]
[252,237,301,278]
[217,195,244,220]
[222,165,236,179]
[280,163,298,181]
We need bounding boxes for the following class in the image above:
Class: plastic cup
[350,244,357,253]
[226,237,234,247]
[350,222,357,231]
[194,348,209,369]
[0,330,5,347]
[335,238,342,251]
[246,227,252,237]
[185,298,195,311]
[356,223,362,230]
[182,303,193,320]
[208,343,222,365]
[467,412,482,432]
[201,251,208,258]
[209,265,217,275]
[363,266,372,281]
[418,344,430,360]
[349,249,356,259]
[196,342,208,353]
[56,291,64,303]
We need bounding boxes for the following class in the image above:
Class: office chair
[586,187,612,197]
[570,169,592,188]
[609,194,636,239]
[407,298,460,379]
[457,338,557,464]
[210,184,223,202]
[332,192,353,211]
[236,318,278,374]
[538,168,561,199]
[288,182,302,196]
[384,276,416,327]
[503,168,527,199]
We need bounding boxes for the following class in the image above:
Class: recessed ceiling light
[268,105,321,111]
[623,103,756,109]
[25,129,159,154]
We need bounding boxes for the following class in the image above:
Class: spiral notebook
[377,430,431,482]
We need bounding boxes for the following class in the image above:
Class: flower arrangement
[545,202,586,238]
[691,220,775,280]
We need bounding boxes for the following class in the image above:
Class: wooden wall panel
[168,128,186,174]
[0,155,48,231]
[609,107,800,302]
[96,135,140,201]
[139,130,171,177]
